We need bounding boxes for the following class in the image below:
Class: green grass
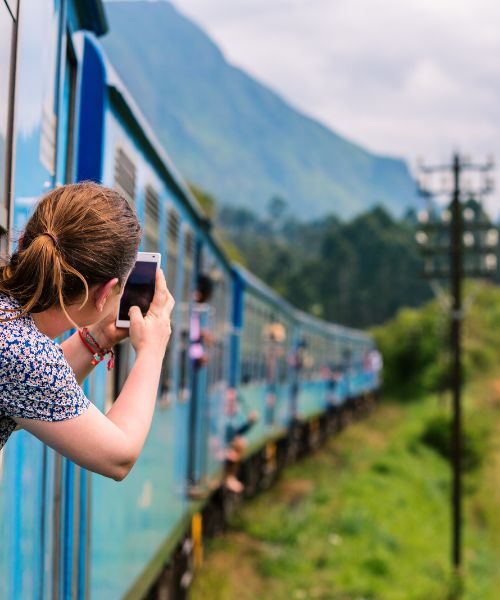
[191,382,500,600]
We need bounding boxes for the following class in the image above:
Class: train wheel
[223,486,242,522]
[204,488,227,536]
[172,537,194,600]
[286,420,302,464]
[276,439,288,473]
[145,563,174,600]
[307,417,321,451]
[318,415,329,445]
[242,453,262,498]
[260,444,277,490]
[146,534,193,600]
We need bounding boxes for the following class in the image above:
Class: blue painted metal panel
[230,271,244,388]
[76,36,106,183]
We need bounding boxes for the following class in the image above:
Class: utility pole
[416,152,496,574]
[450,154,462,569]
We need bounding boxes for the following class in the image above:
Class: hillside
[215,203,432,327]
[101,1,419,220]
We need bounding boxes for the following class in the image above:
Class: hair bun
[39,232,59,247]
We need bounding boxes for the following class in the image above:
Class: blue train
[0,2,380,598]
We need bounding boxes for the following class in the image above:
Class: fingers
[151,269,174,307]
[149,269,175,315]
[129,305,143,327]
[150,269,167,308]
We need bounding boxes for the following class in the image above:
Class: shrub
[419,414,488,473]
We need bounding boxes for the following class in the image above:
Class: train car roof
[234,264,371,343]
[295,308,372,343]
[233,265,295,315]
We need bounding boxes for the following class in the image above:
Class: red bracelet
[78,327,115,371]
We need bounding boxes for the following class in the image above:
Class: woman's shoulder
[0,293,22,316]
[0,294,64,370]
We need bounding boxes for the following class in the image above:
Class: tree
[267,195,288,232]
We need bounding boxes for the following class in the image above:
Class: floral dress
[0,294,90,448]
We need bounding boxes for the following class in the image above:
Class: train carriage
[293,312,376,424]
[232,266,296,457]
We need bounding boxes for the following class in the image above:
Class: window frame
[0,0,18,245]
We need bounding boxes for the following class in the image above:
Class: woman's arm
[14,348,163,480]
[60,317,130,385]
[13,270,174,480]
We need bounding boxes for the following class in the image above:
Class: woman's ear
[94,278,120,312]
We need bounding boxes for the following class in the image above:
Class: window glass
[56,45,77,184]
[144,185,160,252]
[182,230,194,311]
[166,209,179,292]
[178,229,194,392]
[159,234,179,406]
[114,147,136,206]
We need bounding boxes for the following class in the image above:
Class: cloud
[173,0,500,213]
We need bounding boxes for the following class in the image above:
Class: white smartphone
[116,251,161,328]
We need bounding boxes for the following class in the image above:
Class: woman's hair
[0,182,142,320]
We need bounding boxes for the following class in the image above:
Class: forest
[190,185,433,328]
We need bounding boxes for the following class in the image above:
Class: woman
[0,182,174,480]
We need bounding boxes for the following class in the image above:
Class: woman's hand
[90,310,129,349]
[129,269,175,357]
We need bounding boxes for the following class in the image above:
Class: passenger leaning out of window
[0,182,174,480]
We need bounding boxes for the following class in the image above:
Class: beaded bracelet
[78,327,115,371]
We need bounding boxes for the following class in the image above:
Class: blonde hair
[0,182,141,321]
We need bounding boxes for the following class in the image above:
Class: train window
[199,250,225,395]
[240,297,252,384]
[0,3,16,242]
[166,208,179,292]
[182,229,194,308]
[55,41,77,185]
[104,339,133,408]
[278,321,289,384]
[114,147,136,205]
[179,229,194,394]
[210,270,228,388]
[158,209,180,405]
[144,185,160,252]
[114,341,132,397]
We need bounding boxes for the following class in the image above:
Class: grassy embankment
[191,283,500,600]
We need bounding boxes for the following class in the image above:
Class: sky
[170,0,500,213]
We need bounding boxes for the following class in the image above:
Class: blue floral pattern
[0,294,89,448]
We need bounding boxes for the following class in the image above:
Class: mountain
[101,1,419,220]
